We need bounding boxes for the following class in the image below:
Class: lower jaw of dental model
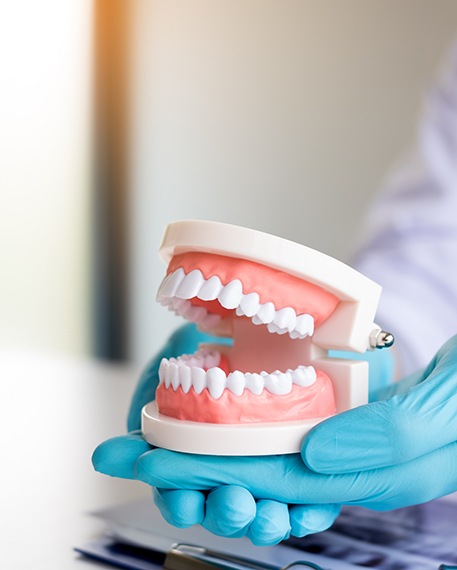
[154,251,339,424]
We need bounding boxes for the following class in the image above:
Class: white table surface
[1,347,151,569]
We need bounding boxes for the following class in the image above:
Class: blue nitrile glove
[301,334,457,486]
[94,330,457,543]
[93,432,341,545]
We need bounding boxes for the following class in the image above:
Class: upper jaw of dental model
[156,251,339,340]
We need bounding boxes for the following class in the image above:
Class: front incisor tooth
[240,292,260,317]
[175,269,205,300]
[244,372,264,395]
[159,268,185,299]
[197,275,223,301]
[264,371,292,395]
[207,367,226,399]
[191,367,207,394]
[158,358,169,384]
[218,279,243,309]
[156,273,172,302]
[169,363,180,390]
[226,370,245,396]
[179,365,192,393]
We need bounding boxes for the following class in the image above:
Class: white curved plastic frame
[142,220,382,456]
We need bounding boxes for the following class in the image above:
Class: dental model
[142,220,393,455]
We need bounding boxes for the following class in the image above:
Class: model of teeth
[142,220,391,455]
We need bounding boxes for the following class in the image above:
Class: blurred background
[1,0,457,368]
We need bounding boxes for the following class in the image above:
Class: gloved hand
[93,322,339,545]
[94,336,457,544]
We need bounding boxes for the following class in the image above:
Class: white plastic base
[142,401,328,456]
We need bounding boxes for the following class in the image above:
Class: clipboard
[75,539,327,570]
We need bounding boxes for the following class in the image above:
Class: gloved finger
[135,444,457,509]
[302,350,457,474]
[202,486,256,538]
[370,367,425,401]
[153,488,205,528]
[91,433,151,479]
[289,504,340,537]
[246,500,291,546]
[128,324,207,431]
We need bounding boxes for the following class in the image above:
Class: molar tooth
[274,307,297,332]
[236,306,245,316]
[179,365,192,393]
[226,370,245,396]
[218,279,243,310]
[207,367,226,399]
[158,358,169,384]
[197,275,223,301]
[159,268,185,299]
[292,365,317,387]
[295,314,314,337]
[289,330,302,340]
[240,292,260,317]
[264,371,292,395]
[175,269,205,300]
[245,372,264,395]
[267,322,280,334]
[191,367,206,394]
[256,302,275,324]
[251,315,263,326]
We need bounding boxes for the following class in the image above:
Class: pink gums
[156,371,335,424]
[167,252,339,326]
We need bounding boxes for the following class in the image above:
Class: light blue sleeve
[350,43,457,376]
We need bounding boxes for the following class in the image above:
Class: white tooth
[274,307,297,332]
[236,306,245,316]
[172,298,188,308]
[240,292,260,317]
[292,366,317,387]
[179,365,192,393]
[178,300,194,318]
[158,358,169,384]
[251,315,264,326]
[175,269,205,299]
[289,330,302,340]
[267,322,280,334]
[169,363,180,390]
[264,371,292,395]
[295,314,314,337]
[226,370,245,396]
[186,305,208,324]
[191,367,206,394]
[245,372,264,395]
[199,313,221,330]
[218,279,243,309]
[197,275,223,301]
[207,367,226,399]
[256,302,275,324]
[204,350,221,369]
[156,273,173,302]
[159,268,185,299]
